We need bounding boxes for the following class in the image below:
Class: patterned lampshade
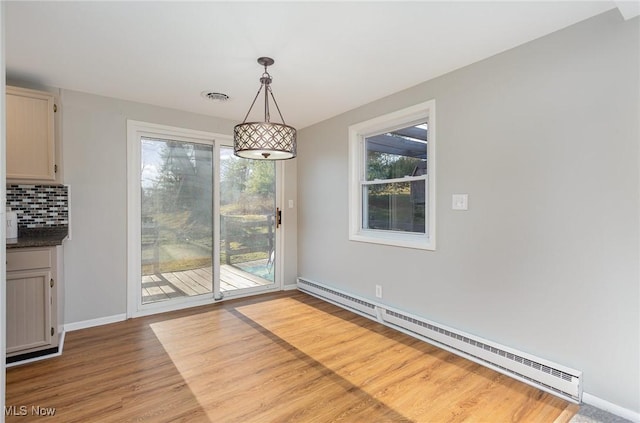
[233,57,297,160]
[234,122,296,160]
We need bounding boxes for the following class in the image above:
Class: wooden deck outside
[142,263,272,303]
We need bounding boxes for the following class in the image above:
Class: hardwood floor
[6,291,578,422]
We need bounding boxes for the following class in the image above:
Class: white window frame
[348,100,436,250]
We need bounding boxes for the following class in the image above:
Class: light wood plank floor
[142,264,272,303]
[6,292,578,422]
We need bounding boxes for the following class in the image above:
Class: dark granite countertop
[6,227,69,249]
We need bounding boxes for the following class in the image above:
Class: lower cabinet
[6,247,59,358]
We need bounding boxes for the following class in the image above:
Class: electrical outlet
[375,285,383,298]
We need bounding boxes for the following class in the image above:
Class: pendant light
[233,57,297,160]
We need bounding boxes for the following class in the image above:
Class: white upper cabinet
[6,86,57,181]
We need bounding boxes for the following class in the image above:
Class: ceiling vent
[201,91,230,102]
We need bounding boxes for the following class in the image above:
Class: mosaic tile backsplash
[6,184,69,228]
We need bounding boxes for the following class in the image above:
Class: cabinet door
[6,86,56,181]
[6,270,53,354]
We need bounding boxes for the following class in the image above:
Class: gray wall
[297,10,639,412]
[60,90,298,324]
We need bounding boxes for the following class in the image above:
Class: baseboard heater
[297,277,582,404]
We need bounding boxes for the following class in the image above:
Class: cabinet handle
[50,278,54,288]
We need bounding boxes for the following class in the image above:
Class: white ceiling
[5,1,623,129]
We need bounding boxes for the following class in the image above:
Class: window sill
[349,230,435,251]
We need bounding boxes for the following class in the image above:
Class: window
[349,100,436,250]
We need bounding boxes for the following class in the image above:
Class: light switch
[452,194,468,210]
[288,199,294,208]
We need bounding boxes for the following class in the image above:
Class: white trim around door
[126,120,285,318]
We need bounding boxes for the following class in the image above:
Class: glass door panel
[140,137,213,304]
[219,146,276,294]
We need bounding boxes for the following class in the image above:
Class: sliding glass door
[127,121,280,316]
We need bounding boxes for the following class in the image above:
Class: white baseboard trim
[582,392,640,423]
[58,330,66,354]
[65,313,127,332]
[283,283,298,291]
[7,331,66,368]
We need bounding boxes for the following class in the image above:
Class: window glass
[363,180,425,233]
[363,122,427,235]
[140,137,213,304]
[365,124,427,181]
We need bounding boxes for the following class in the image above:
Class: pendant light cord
[241,83,265,124]
[240,64,286,125]
[268,86,287,125]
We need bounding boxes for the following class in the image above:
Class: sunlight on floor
[147,295,572,422]
[148,306,305,421]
